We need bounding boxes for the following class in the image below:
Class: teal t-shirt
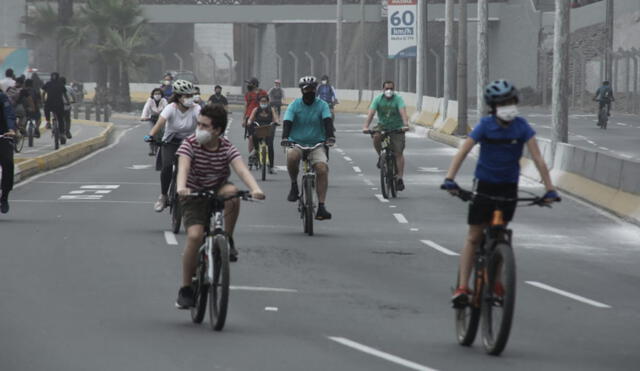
[370,93,406,130]
[284,97,332,146]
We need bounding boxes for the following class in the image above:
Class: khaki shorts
[374,127,405,154]
[180,183,233,229]
[288,145,328,166]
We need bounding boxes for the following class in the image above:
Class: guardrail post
[376,50,387,89]
[104,105,111,122]
[207,53,217,84]
[304,51,315,77]
[173,53,184,71]
[223,53,234,85]
[429,49,441,97]
[365,52,373,91]
[288,51,299,88]
[95,105,101,122]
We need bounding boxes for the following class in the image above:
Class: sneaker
[66,131,72,139]
[376,156,383,169]
[154,194,168,212]
[396,178,405,191]
[228,236,238,262]
[451,287,471,308]
[175,286,195,309]
[0,199,8,214]
[315,204,332,220]
[287,183,299,202]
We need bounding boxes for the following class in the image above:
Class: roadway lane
[0,111,638,370]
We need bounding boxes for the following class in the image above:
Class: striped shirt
[176,135,241,190]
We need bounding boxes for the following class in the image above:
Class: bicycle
[364,129,404,199]
[148,138,182,234]
[51,113,61,150]
[443,187,560,356]
[288,142,325,236]
[596,101,609,130]
[187,190,253,331]
[26,117,36,148]
[13,116,26,153]
[252,122,277,181]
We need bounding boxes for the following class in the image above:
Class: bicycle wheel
[387,154,397,198]
[27,120,34,147]
[171,195,182,234]
[304,176,314,236]
[190,248,209,324]
[209,234,230,331]
[52,117,60,150]
[481,242,516,356]
[261,145,267,181]
[455,267,482,346]
[379,155,389,199]
[14,132,24,153]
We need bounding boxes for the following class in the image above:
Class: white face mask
[321,80,328,85]
[496,104,519,122]
[153,94,162,101]
[181,97,194,107]
[384,89,394,98]
[260,103,268,109]
[195,128,213,145]
[193,94,201,102]
[163,80,171,86]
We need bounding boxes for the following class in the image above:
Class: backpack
[5,86,20,106]
[317,84,334,103]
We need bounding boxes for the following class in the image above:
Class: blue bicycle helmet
[484,79,519,106]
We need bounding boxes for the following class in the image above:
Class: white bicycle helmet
[172,79,196,95]
[298,76,317,89]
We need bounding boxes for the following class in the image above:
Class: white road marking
[126,164,153,170]
[410,228,419,231]
[417,167,444,173]
[265,307,279,312]
[353,166,362,173]
[59,195,102,200]
[80,185,120,189]
[335,148,344,154]
[616,122,629,127]
[599,147,609,151]
[69,190,86,194]
[164,231,178,245]
[389,205,397,208]
[393,213,408,224]
[328,337,439,371]
[275,165,288,171]
[230,286,298,293]
[13,199,153,205]
[420,240,459,256]
[525,281,611,308]
[363,178,374,186]
[375,194,389,203]
[618,153,633,159]
[343,156,353,161]
[95,190,112,194]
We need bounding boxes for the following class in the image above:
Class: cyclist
[243,77,268,156]
[23,79,42,138]
[42,72,70,144]
[268,79,285,117]
[145,80,200,212]
[174,104,265,308]
[362,80,410,191]
[208,85,228,109]
[281,76,335,220]
[0,68,16,92]
[60,77,74,140]
[160,73,174,99]
[193,86,206,109]
[317,75,338,117]
[248,94,279,174]
[441,79,559,307]
[593,80,614,118]
[141,88,168,155]
[7,76,28,136]
[0,89,17,214]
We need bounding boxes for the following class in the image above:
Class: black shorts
[468,180,518,225]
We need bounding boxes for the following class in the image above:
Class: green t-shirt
[369,93,406,130]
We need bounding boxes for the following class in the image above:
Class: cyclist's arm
[248,107,258,124]
[141,100,152,120]
[526,137,556,192]
[363,109,376,130]
[149,115,167,137]
[445,137,476,180]
[176,155,191,194]
[324,117,335,139]
[282,120,293,139]
[230,157,264,198]
[399,106,409,128]
[271,107,279,124]
[331,86,339,104]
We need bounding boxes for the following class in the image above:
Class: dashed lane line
[343,156,353,162]
[164,231,178,245]
[525,281,611,308]
[353,166,362,173]
[420,240,460,256]
[230,286,298,293]
[328,337,439,371]
[375,194,389,203]
[393,213,408,224]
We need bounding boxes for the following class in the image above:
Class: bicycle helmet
[172,79,196,95]
[298,76,318,89]
[246,77,259,87]
[483,79,519,106]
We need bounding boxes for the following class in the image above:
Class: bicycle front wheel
[455,267,481,346]
[304,177,314,236]
[209,234,230,331]
[481,243,516,356]
[171,196,182,234]
[191,248,209,324]
[379,156,389,199]
[261,145,267,181]
[53,119,60,150]
[14,133,25,153]
[387,154,397,198]
[27,120,34,147]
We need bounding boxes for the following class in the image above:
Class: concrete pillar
[258,24,278,86]
[429,49,441,97]
[443,0,455,119]
[477,0,489,116]
[551,0,570,146]
[456,0,468,136]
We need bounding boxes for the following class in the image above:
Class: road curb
[14,120,115,183]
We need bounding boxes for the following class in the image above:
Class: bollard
[104,105,111,122]
[85,103,91,120]
[73,104,79,120]
[95,105,101,122]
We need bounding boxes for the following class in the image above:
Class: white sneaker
[154,194,168,212]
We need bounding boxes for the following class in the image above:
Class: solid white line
[599,146,609,151]
[230,286,298,293]
[328,337,439,371]
[343,156,353,161]
[393,213,408,224]
[265,307,279,312]
[80,185,120,189]
[375,194,389,203]
[164,231,178,245]
[410,228,419,232]
[95,190,112,194]
[33,181,158,185]
[59,195,102,200]
[420,240,459,256]
[353,166,362,173]
[525,281,611,308]
[69,190,86,194]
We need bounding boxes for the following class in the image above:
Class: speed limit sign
[387,0,417,58]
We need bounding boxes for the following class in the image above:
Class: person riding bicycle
[146,79,200,212]
[281,76,335,220]
[362,80,410,191]
[174,104,265,309]
[7,76,30,137]
[317,75,339,112]
[0,89,17,214]
[160,73,174,99]
[593,80,614,117]
[60,77,74,140]
[243,77,268,157]
[268,79,285,117]
[42,72,70,144]
[208,85,229,109]
[141,88,168,155]
[23,79,41,138]
[248,94,279,174]
[193,87,206,109]
[441,79,559,308]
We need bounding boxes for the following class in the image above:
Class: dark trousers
[45,106,67,133]
[599,100,611,116]
[160,140,181,195]
[0,139,15,199]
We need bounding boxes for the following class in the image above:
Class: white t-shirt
[0,78,16,93]
[160,102,200,142]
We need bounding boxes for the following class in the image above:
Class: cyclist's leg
[160,141,180,196]
[457,224,485,290]
[181,196,210,286]
[266,132,275,168]
[44,104,51,125]
[286,147,302,182]
[0,140,15,202]
[311,147,329,203]
[371,131,382,154]
[64,108,72,135]
[218,183,240,237]
[606,101,611,116]
[391,132,406,178]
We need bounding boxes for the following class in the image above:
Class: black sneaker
[228,235,238,262]
[376,156,382,169]
[175,286,195,309]
[66,131,72,139]
[0,199,9,214]
[315,204,332,220]
[451,287,471,309]
[396,178,405,191]
[287,183,299,202]
[60,136,67,145]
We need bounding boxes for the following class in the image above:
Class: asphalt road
[1,111,639,370]
[14,120,104,160]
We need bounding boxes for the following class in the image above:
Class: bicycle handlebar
[286,142,327,150]
[441,187,561,207]
[184,190,253,202]
[363,128,407,135]
[0,134,15,142]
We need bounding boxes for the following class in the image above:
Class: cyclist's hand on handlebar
[542,190,561,204]
[401,126,410,132]
[280,139,291,147]
[440,178,460,194]
[144,135,153,143]
[4,129,15,137]
[362,128,371,134]
[251,190,266,200]
[177,187,191,196]
[326,137,336,147]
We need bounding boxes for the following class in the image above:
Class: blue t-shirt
[283,97,332,146]
[468,116,536,184]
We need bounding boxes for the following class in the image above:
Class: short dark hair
[382,80,394,89]
[25,78,33,88]
[259,94,269,102]
[151,88,163,97]
[200,104,228,132]
[214,85,222,90]
[5,69,14,78]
